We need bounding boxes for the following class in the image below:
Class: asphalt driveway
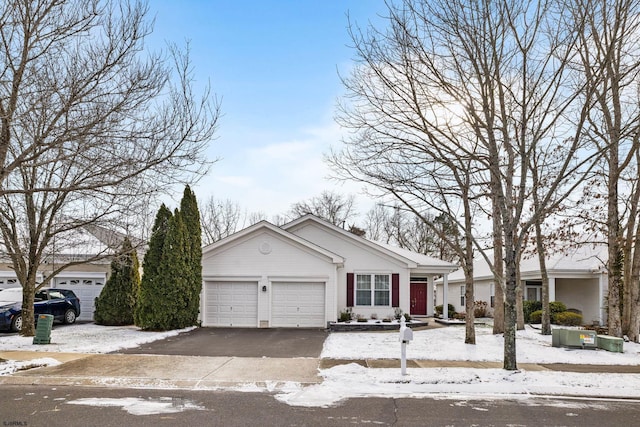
[116,327,329,358]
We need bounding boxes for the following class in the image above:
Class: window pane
[356,290,371,306]
[374,275,389,290]
[374,290,389,306]
[356,275,371,290]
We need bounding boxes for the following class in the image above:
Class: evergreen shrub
[529,309,543,324]
[555,311,583,326]
[94,237,140,326]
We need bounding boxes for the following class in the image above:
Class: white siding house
[436,245,608,325]
[201,215,457,328]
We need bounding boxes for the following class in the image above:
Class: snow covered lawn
[322,323,640,365]
[0,323,194,354]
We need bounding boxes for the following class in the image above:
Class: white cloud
[198,120,374,222]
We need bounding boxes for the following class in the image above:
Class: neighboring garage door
[272,282,325,328]
[204,281,258,327]
[54,276,106,322]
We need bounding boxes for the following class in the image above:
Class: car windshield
[0,287,23,304]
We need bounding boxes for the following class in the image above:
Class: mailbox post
[399,316,413,375]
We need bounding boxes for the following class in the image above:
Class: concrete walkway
[2,350,640,390]
[0,351,321,388]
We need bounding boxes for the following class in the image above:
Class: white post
[427,276,435,316]
[442,274,449,320]
[401,341,407,375]
[548,276,556,302]
[399,316,412,376]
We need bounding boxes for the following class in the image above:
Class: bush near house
[523,300,542,323]
[555,311,583,326]
[528,301,583,326]
[435,304,456,318]
[549,301,568,320]
[94,237,140,326]
[529,309,543,324]
[474,300,488,317]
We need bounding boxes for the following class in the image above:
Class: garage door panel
[205,282,258,327]
[272,282,325,328]
[54,277,105,322]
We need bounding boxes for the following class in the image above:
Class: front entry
[410,283,427,315]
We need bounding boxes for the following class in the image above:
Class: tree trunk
[536,220,552,335]
[516,267,525,330]
[503,236,518,371]
[20,272,39,337]
[492,200,505,335]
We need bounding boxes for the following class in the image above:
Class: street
[2,385,639,427]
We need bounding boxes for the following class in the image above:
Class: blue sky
[148,1,389,220]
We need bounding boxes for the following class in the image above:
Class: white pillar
[427,276,435,316]
[598,272,607,326]
[548,276,556,302]
[443,274,449,320]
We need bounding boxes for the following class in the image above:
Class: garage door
[272,282,325,327]
[204,282,258,327]
[54,276,106,322]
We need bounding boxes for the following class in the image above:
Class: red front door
[410,283,427,315]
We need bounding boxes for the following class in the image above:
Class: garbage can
[32,314,54,345]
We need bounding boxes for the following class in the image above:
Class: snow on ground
[321,323,640,365]
[274,323,640,406]
[0,323,195,354]
[1,321,640,408]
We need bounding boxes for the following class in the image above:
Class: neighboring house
[200,214,457,328]
[436,244,608,326]
[0,224,144,322]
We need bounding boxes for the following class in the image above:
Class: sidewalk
[2,350,640,391]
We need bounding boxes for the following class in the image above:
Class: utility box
[32,314,54,345]
[597,335,624,353]
[552,328,597,349]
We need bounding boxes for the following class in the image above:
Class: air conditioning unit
[597,335,624,353]
[551,328,597,349]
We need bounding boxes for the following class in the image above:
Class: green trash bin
[33,314,54,345]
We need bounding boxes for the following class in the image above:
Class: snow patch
[66,397,205,415]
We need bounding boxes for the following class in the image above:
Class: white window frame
[355,273,391,307]
[460,285,465,308]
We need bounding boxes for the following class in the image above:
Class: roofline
[445,267,605,284]
[282,214,421,268]
[202,220,344,264]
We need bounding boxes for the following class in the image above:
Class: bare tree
[364,204,458,260]
[288,191,357,228]
[331,0,599,369]
[0,0,220,336]
[200,197,243,245]
[200,196,265,245]
[571,0,640,338]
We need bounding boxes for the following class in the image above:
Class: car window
[48,290,65,300]
[0,288,22,303]
[34,291,47,301]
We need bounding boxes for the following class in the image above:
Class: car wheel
[11,314,22,332]
[63,309,77,324]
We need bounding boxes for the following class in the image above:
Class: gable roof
[202,220,344,264]
[282,214,457,273]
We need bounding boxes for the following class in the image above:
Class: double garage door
[204,281,325,328]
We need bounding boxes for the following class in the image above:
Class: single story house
[436,244,608,325]
[200,214,458,328]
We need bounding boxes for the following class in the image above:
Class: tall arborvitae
[135,204,172,330]
[157,208,192,329]
[94,237,140,326]
[180,185,203,326]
